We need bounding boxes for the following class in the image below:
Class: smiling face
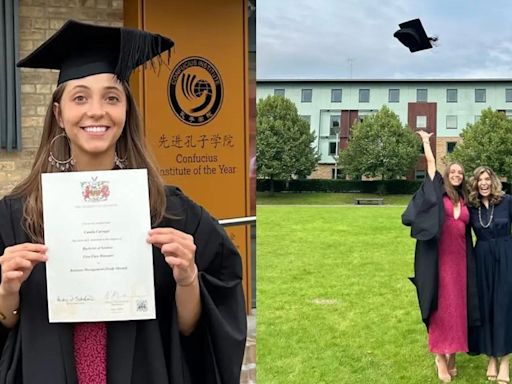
[447,163,464,187]
[477,171,492,198]
[53,73,127,170]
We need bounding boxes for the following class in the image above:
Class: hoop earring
[48,132,75,171]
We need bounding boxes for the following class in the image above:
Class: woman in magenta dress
[402,130,479,383]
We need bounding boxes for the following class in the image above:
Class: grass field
[257,204,490,383]
[257,192,412,206]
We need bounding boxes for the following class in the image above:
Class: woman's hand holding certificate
[147,228,197,287]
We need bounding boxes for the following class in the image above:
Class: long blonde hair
[468,166,504,207]
[9,81,166,243]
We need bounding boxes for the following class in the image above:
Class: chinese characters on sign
[158,133,238,177]
[158,133,235,149]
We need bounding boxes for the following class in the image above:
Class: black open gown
[0,186,246,384]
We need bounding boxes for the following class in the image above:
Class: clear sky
[257,0,512,79]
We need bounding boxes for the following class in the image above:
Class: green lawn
[257,205,490,383]
[257,192,412,205]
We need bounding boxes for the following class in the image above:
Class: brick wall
[0,0,123,198]
[436,136,462,173]
[310,164,333,179]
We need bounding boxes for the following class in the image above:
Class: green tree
[338,106,420,179]
[448,108,512,180]
[257,95,320,190]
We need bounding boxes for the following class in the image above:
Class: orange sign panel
[125,0,251,310]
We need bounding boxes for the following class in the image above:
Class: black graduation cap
[17,20,174,85]
[394,18,435,53]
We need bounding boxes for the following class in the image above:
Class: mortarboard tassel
[116,28,173,82]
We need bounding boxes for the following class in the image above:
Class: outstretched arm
[417,130,435,181]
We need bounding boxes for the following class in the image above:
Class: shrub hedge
[257,179,510,195]
[257,179,423,194]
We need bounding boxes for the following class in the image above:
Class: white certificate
[42,169,155,323]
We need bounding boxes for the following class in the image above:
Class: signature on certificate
[104,290,129,302]
[56,295,95,304]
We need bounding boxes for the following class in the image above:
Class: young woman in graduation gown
[0,20,246,384]
[402,130,479,383]
[467,166,512,383]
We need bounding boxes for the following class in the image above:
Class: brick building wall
[310,164,333,179]
[436,136,462,173]
[0,0,123,198]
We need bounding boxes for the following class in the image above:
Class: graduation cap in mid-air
[394,18,436,53]
[17,19,174,85]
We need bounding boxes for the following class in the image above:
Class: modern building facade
[257,79,512,179]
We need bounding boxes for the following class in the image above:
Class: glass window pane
[417,88,428,102]
[300,115,311,126]
[331,89,342,102]
[446,115,458,129]
[415,170,426,180]
[416,115,427,129]
[329,115,340,136]
[447,142,457,153]
[359,89,370,103]
[388,89,399,103]
[274,88,285,97]
[475,88,486,103]
[1,1,21,151]
[447,89,458,103]
[301,89,312,102]
[506,89,512,103]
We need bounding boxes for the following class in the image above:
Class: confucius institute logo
[168,56,223,126]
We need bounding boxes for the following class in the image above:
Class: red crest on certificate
[81,177,110,202]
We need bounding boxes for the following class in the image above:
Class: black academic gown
[0,186,246,384]
[401,172,480,328]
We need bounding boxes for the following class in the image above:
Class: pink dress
[73,322,107,384]
[428,196,469,353]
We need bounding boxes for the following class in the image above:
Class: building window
[301,89,312,102]
[416,115,427,129]
[447,89,458,103]
[331,89,342,102]
[506,89,512,103]
[446,115,458,129]
[417,88,428,102]
[475,88,486,103]
[328,142,337,155]
[388,88,400,103]
[447,142,457,153]
[357,110,375,123]
[415,170,426,180]
[474,115,481,123]
[1,1,21,150]
[359,89,370,103]
[329,115,340,136]
[331,168,343,179]
[300,115,311,127]
[274,88,285,97]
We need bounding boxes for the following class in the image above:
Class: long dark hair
[9,80,166,243]
[443,162,466,204]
